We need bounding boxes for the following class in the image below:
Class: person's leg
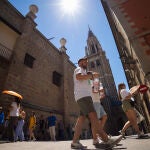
[121,120,131,133]
[20,129,25,141]
[49,127,53,140]
[99,105,107,129]
[88,111,108,142]
[29,128,32,140]
[8,117,14,141]
[120,100,133,136]
[19,120,25,141]
[71,116,88,149]
[14,123,19,141]
[126,109,141,134]
[32,129,36,140]
[29,128,31,140]
[72,116,86,143]
[29,128,35,140]
[51,126,56,141]
[92,102,105,142]
[89,111,123,149]
[100,115,107,129]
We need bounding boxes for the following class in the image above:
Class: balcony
[0,43,12,60]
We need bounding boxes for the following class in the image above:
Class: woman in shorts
[118,83,146,138]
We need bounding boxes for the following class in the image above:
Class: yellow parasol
[2,90,23,100]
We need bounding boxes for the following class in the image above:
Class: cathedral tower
[85,28,126,135]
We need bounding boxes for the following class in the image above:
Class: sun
[60,0,80,16]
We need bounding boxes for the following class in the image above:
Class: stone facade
[0,0,78,129]
[101,0,150,132]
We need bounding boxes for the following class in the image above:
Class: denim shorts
[77,96,96,116]
[93,102,106,119]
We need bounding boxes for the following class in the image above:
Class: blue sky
[9,0,128,88]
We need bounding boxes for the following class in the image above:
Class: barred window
[24,53,35,68]
[53,71,62,87]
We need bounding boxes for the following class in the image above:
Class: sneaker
[94,135,122,149]
[94,141,114,149]
[138,134,149,139]
[93,140,97,145]
[93,135,102,145]
[93,139,101,145]
[71,141,87,149]
[119,130,126,139]
[104,135,123,146]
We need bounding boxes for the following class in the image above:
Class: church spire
[88,26,94,37]
[86,28,102,56]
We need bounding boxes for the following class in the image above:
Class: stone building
[101,0,150,132]
[85,28,126,135]
[0,0,78,130]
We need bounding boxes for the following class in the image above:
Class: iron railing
[0,43,12,60]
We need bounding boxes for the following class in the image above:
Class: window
[96,60,100,66]
[91,45,95,54]
[91,62,95,68]
[53,71,62,86]
[96,45,99,51]
[24,53,35,68]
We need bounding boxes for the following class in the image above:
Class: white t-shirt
[9,102,20,117]
[120,89,130,101]
[74,67,92,101]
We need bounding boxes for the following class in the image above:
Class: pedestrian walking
[91,77,108,145]
[8,97,21,142]
[47,112,57,141]
[29,111,36,141]
[71,57,122,149]
[118,83,147,139]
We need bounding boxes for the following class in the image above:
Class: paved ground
[0,135,150,150]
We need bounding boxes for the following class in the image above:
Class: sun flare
[60,0,80,16]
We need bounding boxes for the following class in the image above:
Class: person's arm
[124,93,132,100]
[121,89,132,100]
[76,73,92,80]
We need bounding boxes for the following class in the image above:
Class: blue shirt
[0,112,4,124]
[47,116,56,127]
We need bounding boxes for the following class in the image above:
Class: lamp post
[59,37,70,127]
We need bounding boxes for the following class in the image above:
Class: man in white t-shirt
[71,57,122,149]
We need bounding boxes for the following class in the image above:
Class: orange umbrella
[2,90,23,100]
